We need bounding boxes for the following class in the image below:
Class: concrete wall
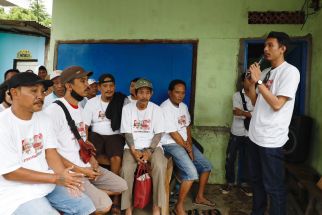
[48,0,318,183]
[0,33,46,82]
[302,12,322,174]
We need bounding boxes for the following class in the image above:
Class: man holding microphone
[247,31,300,215]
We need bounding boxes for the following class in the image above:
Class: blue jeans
[13,185,96,215]
[248,140,286,215]
[224,134,249,184]
[163,143,212,181]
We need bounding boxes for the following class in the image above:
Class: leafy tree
[0,0,51,27]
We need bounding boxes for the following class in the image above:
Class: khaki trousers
[120,147,167,210]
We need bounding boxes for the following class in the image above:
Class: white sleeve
[120,105,132,133]
[43,117,58,149]
[153,106,165,134]
[83,101,93,126]
[233,93,243,110]
[184,105,191,126]
[276,68,300,100]
[44,104,64,136]
[162,106,177,133]
[0,128,21,175]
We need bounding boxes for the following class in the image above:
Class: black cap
[7,72,53,90]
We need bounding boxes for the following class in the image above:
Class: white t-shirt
[121,102,165,150]
[160,99,191,145]
[83,95,119,135]
[45,98,91,168]
[127,95,137,103]
[249,61,300,148]
[0,103,6,112]
[44,92,59,108]
[0,109,56,215]
[231,89,254,137]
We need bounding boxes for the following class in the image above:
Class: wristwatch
[257,79,263,85]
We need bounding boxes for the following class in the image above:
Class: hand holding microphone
[246,55,265,84]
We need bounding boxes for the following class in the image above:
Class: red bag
[133,163,152,209]
[78,139,96,163]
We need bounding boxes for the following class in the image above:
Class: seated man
[45,66,127,215]
[0,72,95,215]
[44,70,65,108]
[127,77,140,103]
[83,73,128,214]
[161,80,214,215]
[121,78,167,215]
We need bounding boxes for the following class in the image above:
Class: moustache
[33,100,44,105]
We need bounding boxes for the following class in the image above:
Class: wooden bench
[96,155,173,215]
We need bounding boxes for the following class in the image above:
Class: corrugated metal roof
[0,19,50,38]
[0,0,17,6]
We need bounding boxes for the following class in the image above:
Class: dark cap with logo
[61,66,93,84]
[7,72,53,90]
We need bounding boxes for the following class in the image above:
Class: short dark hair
[168,79,186,91]
[131,77,141,83]
[38,65,47,72]
[241,73,247,81]
[4,69,20,80]
[98,73,115,84]
[267,31,290,53]
[0,81,9,103]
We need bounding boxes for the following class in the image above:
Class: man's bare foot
[174,203,187,215]
[152,205,161,215]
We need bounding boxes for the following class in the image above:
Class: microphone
[246,55,265,79]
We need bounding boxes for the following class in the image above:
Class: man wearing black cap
[248,32,300,215]
[45,66,127,215]
[83,73,129,214]
[0,72,95,215]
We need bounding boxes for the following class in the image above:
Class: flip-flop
[193,199,216,207]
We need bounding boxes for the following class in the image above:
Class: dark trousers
[248,140,286,215]
[224,134,249,184]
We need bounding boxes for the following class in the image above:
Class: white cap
[88,78,96,85]
[50,70,63,80]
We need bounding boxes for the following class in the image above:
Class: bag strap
[239,90,248,112]
[54,100,82,140]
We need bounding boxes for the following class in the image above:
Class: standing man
[0,72,95,215]
[83,73,128,214]
[44,70,65,108]
[45,66,127,215]
[221,73,253,196]
[248,31,300,215]
[4,69,20,81]
[121,78,167,215]
[160,80,213,215]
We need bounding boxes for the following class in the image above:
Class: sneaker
[221,184,233,194]
[240,185,253,197]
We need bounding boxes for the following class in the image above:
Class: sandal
[193,199,216,207]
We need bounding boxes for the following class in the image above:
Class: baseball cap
[50,70,63,80]
[88,79,97,85]
[61,66,93,84]
[7,72,53,90]
[135,78,153,90]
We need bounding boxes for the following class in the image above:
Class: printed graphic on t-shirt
[133,119,151,132]
[265,80,273,90]
[22,133,44,162]
[98,111,106,120]
[76,122,87,139]
[178,115,186,128]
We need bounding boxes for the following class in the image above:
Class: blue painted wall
[0,32,46,82]
[57,43,194,106]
